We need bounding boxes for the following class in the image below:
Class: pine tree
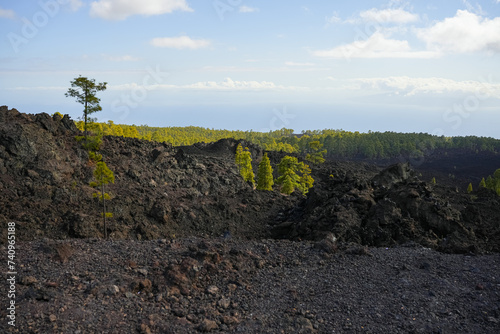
[281,174,295,195]
[256,153,274,191]
[486,175,494,189]
[276,156,314,195]
[297,163,314,195]
[65,76,107,141]
[479,177,486,188]
[467,183,473,193]
[494,169,500,195]
[234,144,254,185]
[235,143,244,167]
[305,141,327,164]
[90,161,115,239]
[240,150,255,185]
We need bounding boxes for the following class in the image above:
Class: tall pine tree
[234,144,255,185]
[257,153,274,191]
[65,76,107,141]
[90,161,115,239]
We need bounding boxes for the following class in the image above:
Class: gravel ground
[1,238,499,333]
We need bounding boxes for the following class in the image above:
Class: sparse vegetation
[481,168,500,195]
[479,177,486,188]
[89,161,115,239]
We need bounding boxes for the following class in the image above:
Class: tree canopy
[78,121,500,162]
[276,156,314,195]
[66,76,107,138]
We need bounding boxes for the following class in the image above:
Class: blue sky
[1,0,499,137]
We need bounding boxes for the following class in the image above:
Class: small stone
[49,314,57,322]
[227,284,237,292]
[172,308,186,318]
[198,319,218,332]
[295,317,314,332]
[125,292,135,298]
[137,268,148,276]
[206,285,219,296]
[21,276,38,285]
[140,323,152,334]
[108,285,120,296]
[315,233,338,254]
[217,297,231,309]
[131,279,152,293]
[222,316,239,325]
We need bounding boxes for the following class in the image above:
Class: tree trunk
[102,182,107,239]
[84,99,88,140]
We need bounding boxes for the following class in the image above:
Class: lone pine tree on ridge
[65,76,107,140]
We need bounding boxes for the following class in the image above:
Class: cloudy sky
[1,0,499,137]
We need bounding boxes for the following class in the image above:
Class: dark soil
[1,106,499,333]
[1,238,499,333]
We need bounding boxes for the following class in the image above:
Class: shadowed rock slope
[1,106,499,254]
[0,106,295,243]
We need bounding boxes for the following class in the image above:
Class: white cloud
[150,36,211,50]
[417,10,500,53]
[0,7,15,19]
[312,32,439,59]
[110,78,304,92]
[359,8,419,24]
[239,6,259,13]
[350,76,500,98]
[90,0,192,20]
[183,78,279,90]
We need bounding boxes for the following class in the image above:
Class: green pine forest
[75,120,500,160]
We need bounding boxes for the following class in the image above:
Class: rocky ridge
[1,106,500,333]
[1,106,499,254]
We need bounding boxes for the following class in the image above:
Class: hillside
[0,106,293,243]
[1,106,500,333]
[1,106,499,253]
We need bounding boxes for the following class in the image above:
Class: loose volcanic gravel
[1,237,499,333]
